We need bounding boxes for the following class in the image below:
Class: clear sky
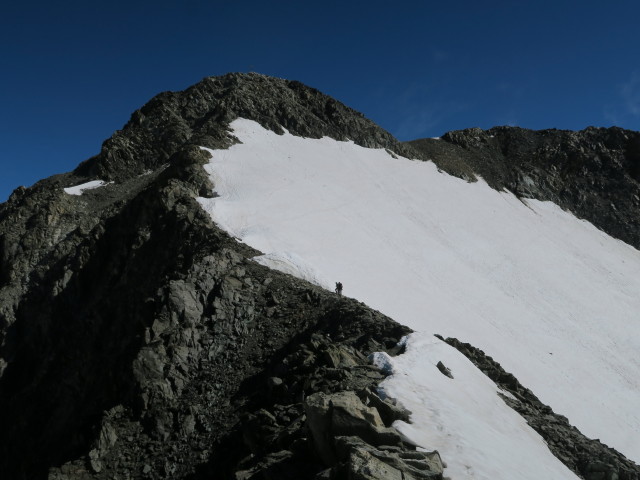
[1,0,640,201]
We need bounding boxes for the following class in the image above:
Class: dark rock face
[440,336,640,480]
[409,127,640,249]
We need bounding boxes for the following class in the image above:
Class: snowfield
[197,119,640,478]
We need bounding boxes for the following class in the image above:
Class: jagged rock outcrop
[304,390,443,479]
[409,126,640,249]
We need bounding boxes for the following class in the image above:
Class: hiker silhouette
[335,282,343,296]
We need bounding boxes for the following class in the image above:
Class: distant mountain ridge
[409,125,640,249]
[1,73,639,479]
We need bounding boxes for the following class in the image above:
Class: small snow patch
[252,252,332,289]
[64,180,110,196]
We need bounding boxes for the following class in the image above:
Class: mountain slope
[0,73,639,480]
[0,74,420,479]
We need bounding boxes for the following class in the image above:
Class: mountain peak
[75,73,414,182]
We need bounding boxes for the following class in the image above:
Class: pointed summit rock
[75,72,416,182]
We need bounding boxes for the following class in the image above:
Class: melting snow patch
[64,180,110,195]
[252,252,332,289]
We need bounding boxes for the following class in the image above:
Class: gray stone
[330,391,385,430]
[323,345,359,368]
[365,389,412,426]
[87,449,102,473]
[305,390,389,465]
[349,447,404,480]
[436,361,453,379]
[95,421,118,455]
[335,437,443,480]
[269,376,283,386]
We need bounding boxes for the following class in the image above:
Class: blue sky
[2,0,640,201]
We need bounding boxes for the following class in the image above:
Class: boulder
[305,392,443,479]
[364,388,412,426]
[305,391,387,464]
[349,447,404,480]
[336,436,443,480]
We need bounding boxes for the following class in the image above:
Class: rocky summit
[1,73,639,479]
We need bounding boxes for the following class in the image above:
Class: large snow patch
[197,118,640,475]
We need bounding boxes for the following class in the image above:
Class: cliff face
[409,126,640,249]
